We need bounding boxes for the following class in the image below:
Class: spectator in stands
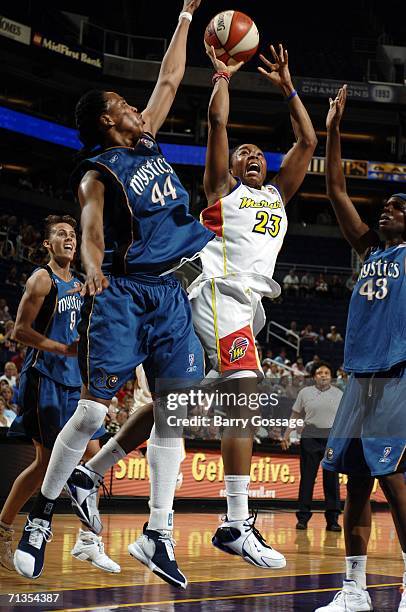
[264,348,273,359]
[0,362,18,387]
[116,409,129,428]
[305,354,321,374]
[5,266,18,287]
[301,324,318,342]
[330,274,344,299]
[0,394,16,424]
[267,362,281,383]
[315,273,329,296]
[345,271,358,292]
[317,327,326,342]
[0,396,12,427]
[335,367,348,391]
[292,357,307,377]
[281,361,342,531]
[262,358,272,377]
[300,271,315,297]
[18,273,28,290]
[283,268,300,296]
[326,325,343,343]
[274,348,288,365]
[11,345,26,372]
[0,299,12,323]
[1,384,17,414]
[286,320,298,343]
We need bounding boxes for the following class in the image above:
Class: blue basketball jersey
[72,133,214,275]
[344,243,406,373]
[21,266,82,386]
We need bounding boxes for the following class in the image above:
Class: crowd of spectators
[0,214,49,267]
[282,268,358,299]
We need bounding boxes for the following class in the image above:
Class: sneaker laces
[244,510,269,547]
[25,519,53,547]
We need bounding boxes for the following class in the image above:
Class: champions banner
[109,448,386,503]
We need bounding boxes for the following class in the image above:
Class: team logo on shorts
[109,154,119,163]
[229,337,249,363]
[325,448,334,461]
[187,353,197,373]
[378,446,392,463]
[106,374,119,389]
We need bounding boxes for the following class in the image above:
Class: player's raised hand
[326,84,347,130]
[80,267,109,297]
[258,44,293,90]
[182,0,201,15]
[206,45,243,76]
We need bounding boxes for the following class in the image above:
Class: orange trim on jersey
[201,199,223,237]
[219,325,258,372]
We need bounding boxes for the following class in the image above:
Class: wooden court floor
[1,511,403,611]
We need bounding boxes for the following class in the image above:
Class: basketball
[204,10,259,66]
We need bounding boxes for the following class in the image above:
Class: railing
[266,321,301,357]
[79,21,167,61]
[275,262,353,277]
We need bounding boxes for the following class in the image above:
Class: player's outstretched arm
[142,0,201,138]
[78,170,110,296]
[258,44,317,204]
[204,46,242,205]
[326,85,378,256]
[12,270,76,356]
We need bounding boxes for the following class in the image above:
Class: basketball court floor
[1,511,403,611]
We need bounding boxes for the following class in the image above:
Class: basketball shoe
[71,529,120,573]
[128,522,187,589]
[0,525,14,571]
[212,511,286,569]
[65,465,103,534]
[14,516,53,579]
[314,580,372,611]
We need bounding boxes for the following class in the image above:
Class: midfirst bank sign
[32,32,102,69]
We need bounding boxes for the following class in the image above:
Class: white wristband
[179,11,192,22]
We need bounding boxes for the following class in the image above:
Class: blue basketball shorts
[8,367,105,450]
[322,363,406,477]
[77,274,204,400]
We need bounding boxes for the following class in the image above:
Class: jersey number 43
[358,278,388,301]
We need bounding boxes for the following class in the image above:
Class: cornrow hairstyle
[74,90,108,162]
[229,145,240,168]
[44,215,77,239]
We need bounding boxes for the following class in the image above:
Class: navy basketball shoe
[65,464,104,534]
[14,493,56,579]
[128,522,187,589]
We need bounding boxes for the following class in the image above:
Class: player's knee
[70,399,107,435]
[347,473,374,497]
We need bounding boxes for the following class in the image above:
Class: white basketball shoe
[212,512,286,569]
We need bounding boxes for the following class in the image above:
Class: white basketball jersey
[195,180,287,297]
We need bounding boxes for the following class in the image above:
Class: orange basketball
[204,10,259,66]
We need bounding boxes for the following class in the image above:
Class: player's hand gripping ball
[204,10,259,66]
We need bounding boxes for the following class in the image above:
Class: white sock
[225,475,250,521]
[402,550,406,586]
[147,426,182,532]
[345,555,367,589]
[41,399,107,500]
[86,438,127,478]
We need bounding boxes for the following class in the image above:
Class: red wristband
[212,71,230,85]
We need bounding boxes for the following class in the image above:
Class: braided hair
[74,90,108,162]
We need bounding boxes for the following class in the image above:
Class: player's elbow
[301,134,318,150]
[208,111,227,129]
[12,324,25,342]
